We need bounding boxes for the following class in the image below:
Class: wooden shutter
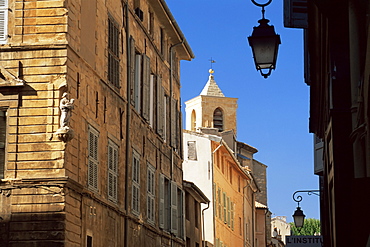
[147,164,155,223]
[142,55,150,121]
[213,184,217,217]
[130,37,136,104]
[157,77,164,137]
[108,140,118,202]
[231,202,234,230]
[223,192,227,223]
[284,0,308,28]
[134,54,142,112]
[227,197,231,226]
[149,74,154,127]
[170,181,178,235]
[88,126,99,191]
[159,174,165,228]
[132,151,140,214]
[170,98,177,147]
[218,188,222,219]
[177,189,185,238]
[0,0,7,43]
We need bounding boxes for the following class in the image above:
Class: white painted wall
[183,131,220,244]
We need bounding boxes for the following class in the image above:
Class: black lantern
[248,0,281,78]
[292,206,306,228]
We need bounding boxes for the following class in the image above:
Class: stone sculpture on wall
[55,92,75,142]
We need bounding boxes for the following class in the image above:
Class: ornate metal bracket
[251,0,273,19]
[293,190,320,207]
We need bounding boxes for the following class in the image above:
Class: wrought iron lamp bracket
[251,0,272,19]
[292,190,320,207]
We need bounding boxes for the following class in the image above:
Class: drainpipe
[202,201,210,247]
[168,41,184,246]
[169,41,183,178]
[123,1,130,247]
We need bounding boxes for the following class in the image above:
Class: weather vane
[209,58,216,74]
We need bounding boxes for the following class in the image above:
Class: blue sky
[166,0,320,222]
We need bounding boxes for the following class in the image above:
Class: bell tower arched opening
[213,107,224,132]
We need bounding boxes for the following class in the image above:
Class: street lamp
[248,0,281,78]
[292,206,306,228]
[292,190,320,228]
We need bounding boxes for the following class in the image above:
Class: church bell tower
[185,69,238,135]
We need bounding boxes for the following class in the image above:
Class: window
[148,10,154,35]
[159,175,183,237]
[149,74,155,127]
[132,150,140,215]
[218,188,222,219]
[88,126,99,191]
[231,202,234,230]
[0,0,8,44]
[223,192,227,223]
[177,187,184,238]
[194,200,199,228]
[160,28,165,55]
[213,108,223,132]
[133,54,142,111]
[213,184,217,217]
[227,196,231,226]
[185,193,190,221]
[170,98,178,148]
[187,141,197,160]
[159,174,170,230]
[164,95,169,142]
[186,238,191,247]
[0,109,6,179]
[142,55,150,121]
[239,217,242,235]
[107,140,118,202]
[191,110,196,131]
[133,53,151,116]
[156,76,165,137]
[108,15,120,87]
[238,176,241,192]
[86,235,92,247]
[147,163,155,224]
[170,181,178,235]
[229,166,233,184]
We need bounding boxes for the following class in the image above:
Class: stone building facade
[285,0,370,246]
[0,0,193,246]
